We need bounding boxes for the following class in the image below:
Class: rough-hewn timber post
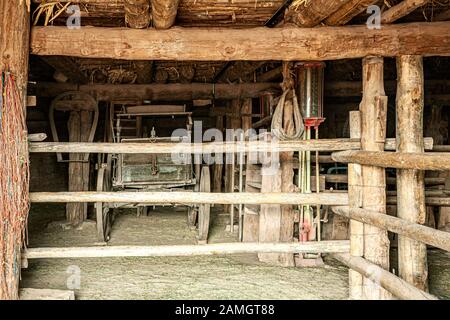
[360,57,391,299]
[0,0,30,300]
[396,55,428,291]
[348,111,364,299]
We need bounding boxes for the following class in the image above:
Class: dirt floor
[21,204,450,300]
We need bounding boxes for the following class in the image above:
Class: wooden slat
[30,22,450,61]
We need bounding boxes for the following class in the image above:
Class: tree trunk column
[396,55,428,291]
[0,0,30,300]
[360,57,391,300]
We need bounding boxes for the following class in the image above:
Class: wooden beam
[332,253,438,300]
[20,288,75,301]
[332,206,450,252]
[35,82,280,100]
[332,150,450,170]
[435,9,450,21]
[381,0,429,24]
[29,191,349,206]
[22,241,350,260]
[326,80,450,97]
[30,22,450,61]
[324,0,378,25]
[41,56,88,84]
[287,0,351,27]
[29,139,362,154]
[359,56,391,300]
[396,55,428,291]
[28,137,433,155]
[150,0,179,29]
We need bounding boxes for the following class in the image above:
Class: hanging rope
[271,62,304,140]
[0,70,30,299]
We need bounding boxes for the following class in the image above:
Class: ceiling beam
[30,22,450,61]
[286,0,351,27]
[34,82,280,101]
[324,0,378,25]
[41,56,89,84]
[381,0,429,24]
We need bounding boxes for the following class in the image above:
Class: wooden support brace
[332,253,437,300]
[332,206,450,252]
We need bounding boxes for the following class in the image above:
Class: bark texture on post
[125,0,151,29]
[360,57,391,300]
[396,55,428,291]
[348,111,364,299]
[0,0,30,300]
[150,0,179,29]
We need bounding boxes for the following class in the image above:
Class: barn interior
[1,0,450,300]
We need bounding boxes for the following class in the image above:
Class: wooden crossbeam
[332,150,450,170]
[29,139,361,154]
[27,138,433,154]
[34,82,280,101]
[332,206,450,252]
[22,241,350,259]
[30,22,450,61]
[29,191,349,206]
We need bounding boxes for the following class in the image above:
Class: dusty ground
[21,204,450,300]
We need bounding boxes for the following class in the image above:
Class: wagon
[95,103,211,243]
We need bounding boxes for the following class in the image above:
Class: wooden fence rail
[29,191,349,206]
[331,206,450,252]
[22,241,350,259]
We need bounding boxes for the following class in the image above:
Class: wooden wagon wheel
[96,156,113,241]
[197,166,211,244]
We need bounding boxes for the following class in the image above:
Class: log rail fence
[26,129,448,300]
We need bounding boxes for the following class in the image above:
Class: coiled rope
[271,89,304,140]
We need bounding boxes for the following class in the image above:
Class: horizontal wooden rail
[331,206,450,252]
[22,241,350,259]
[332,253,438,300]
[332,150,450,170]
[28,138,431,154]
[29,191,349,206]
[324,174,445,186]
[387,196,450,207]
[30,139,360,154]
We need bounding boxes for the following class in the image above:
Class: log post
[242,98,261,242]
[360,57,391,299]
[396,55,428,291]
[0,0,30,300]
[224,100,241,215]
[213,115,224,193]
[124,0,151,29]
[348,111,364,299]
[150,0,179,29]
